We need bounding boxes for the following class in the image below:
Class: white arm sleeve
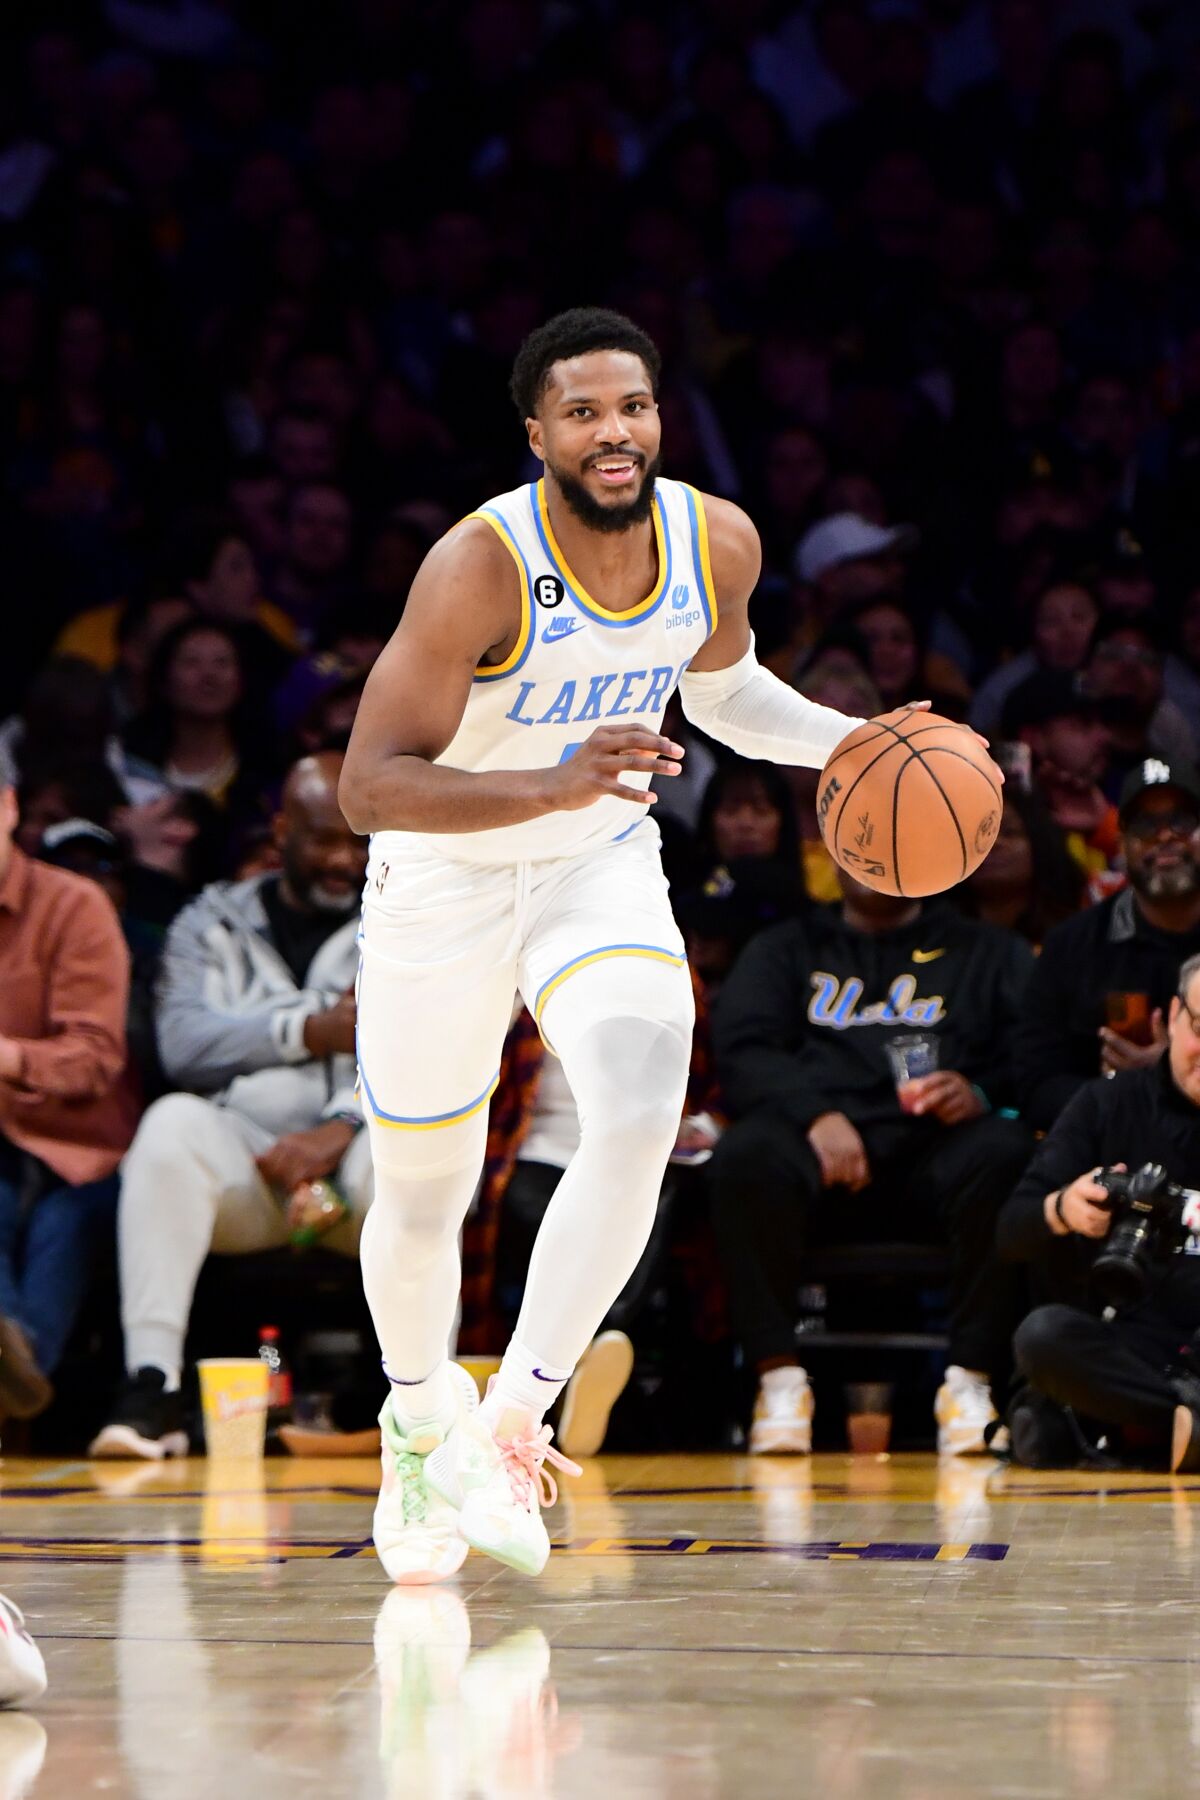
[678,640,865,771]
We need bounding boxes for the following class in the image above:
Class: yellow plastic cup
[197,1357,269,1460]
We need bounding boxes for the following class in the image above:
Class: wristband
[970,1084,991,1114]
[1053,1189,1067,1226]
[327,1110,364,1134]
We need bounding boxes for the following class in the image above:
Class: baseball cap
[795,512,919,584]
[40,819,122,872]
[273,652,360,735]
[1000,670,1101,738]
[1117,758,1200,821]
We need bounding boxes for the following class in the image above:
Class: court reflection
[374,1589,579,1799]
[0,1714,45,1800]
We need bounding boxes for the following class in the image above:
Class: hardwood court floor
[3,1451,1199,1798]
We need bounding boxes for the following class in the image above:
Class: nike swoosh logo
[911,949,946,963]
[532,1368,561,1382]
[541,619,586,643]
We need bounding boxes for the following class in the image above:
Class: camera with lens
[1091,1163,1200,1307]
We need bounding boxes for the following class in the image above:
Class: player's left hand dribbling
[538,724,684,810]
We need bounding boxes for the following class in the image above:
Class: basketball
[816,708,1004,898]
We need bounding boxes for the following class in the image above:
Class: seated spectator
[51,501,300,711]
[999,952,1200,1471]
[265,481,355,645]
[88,751,369,1460]
[53,593,193,721]
[122,617,270,813]
[465,974,723,1457]
[969,577,1100,739]
[674,761,805,993]
[0,659,167,807]
[1000,669,1120,877]
[956,781,1084,947]
[0,748,139,1418]
[708,864,1035,1458]
[1013,759,1200,1133]
[695,760,801,883]
[167,510,302,695]
[1083,613,1198,792]
[766,511,918,679]
[19,759,223,933]
[839,597,971,718]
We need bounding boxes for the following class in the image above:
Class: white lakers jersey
[375,476,717,866]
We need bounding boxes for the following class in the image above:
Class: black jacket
[1012,888,1200,1133]
[998,1060,1200,1315]
[713,900,1034,1156]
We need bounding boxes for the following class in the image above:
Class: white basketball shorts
[355,824,693,1163]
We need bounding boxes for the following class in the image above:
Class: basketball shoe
[374,1361,480,1585]
[425,1382,581,1577]
[556,1330,634,1459]
[935,1365,999,1456]
[749,1366,813,1455]
[88,1367,188,1461]
[0,1598,45,1710]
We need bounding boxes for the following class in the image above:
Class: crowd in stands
[3,1,1200,1464]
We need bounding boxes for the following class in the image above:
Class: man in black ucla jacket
[709,865,1035,1458]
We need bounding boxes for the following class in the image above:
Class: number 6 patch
[534,574,565,609]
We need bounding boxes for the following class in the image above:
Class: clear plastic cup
[886,1033,940,1111]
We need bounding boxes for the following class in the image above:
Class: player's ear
[526,416,545,462]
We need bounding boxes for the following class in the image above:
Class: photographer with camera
[998,951,1200,1471]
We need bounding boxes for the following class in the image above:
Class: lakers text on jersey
[371,477,717,869]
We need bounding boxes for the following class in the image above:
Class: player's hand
[256,1120,356,1193]
[1099,1012,1167,1076]
[1046,1165,1123,1238]
[898,703,999,772]
[540,725,684,810]
[901,1070,985,1125]
[807,1111,870,1191]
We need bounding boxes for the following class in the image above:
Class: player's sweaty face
[533,349,661,512]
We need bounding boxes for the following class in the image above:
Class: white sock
[481,1337,573,1431]
[385,1357,454,1428]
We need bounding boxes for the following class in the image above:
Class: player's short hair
[509,308,661,420]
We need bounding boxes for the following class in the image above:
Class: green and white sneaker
[373,1362,479,1585]
[425,1382,581,1578]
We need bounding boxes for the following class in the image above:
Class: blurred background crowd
[4,0,1200,1456]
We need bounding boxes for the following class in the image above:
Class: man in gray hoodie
[90,752,369,1459]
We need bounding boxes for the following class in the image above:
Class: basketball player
[341,307,876,1583]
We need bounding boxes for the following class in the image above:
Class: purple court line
[0,1535,1006,1565]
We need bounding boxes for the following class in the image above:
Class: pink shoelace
[496,1423,582,1510]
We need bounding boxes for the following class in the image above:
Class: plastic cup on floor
[198,1358,269,1460]
[844,1382,894,1455]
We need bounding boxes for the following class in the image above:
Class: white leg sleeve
[679,638,864,768]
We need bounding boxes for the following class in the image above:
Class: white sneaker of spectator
[749,1366,813,1455]
[0,1597,45,1710]
[935,1365,999,1457]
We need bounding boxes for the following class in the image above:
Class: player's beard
[550,452,662,534]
